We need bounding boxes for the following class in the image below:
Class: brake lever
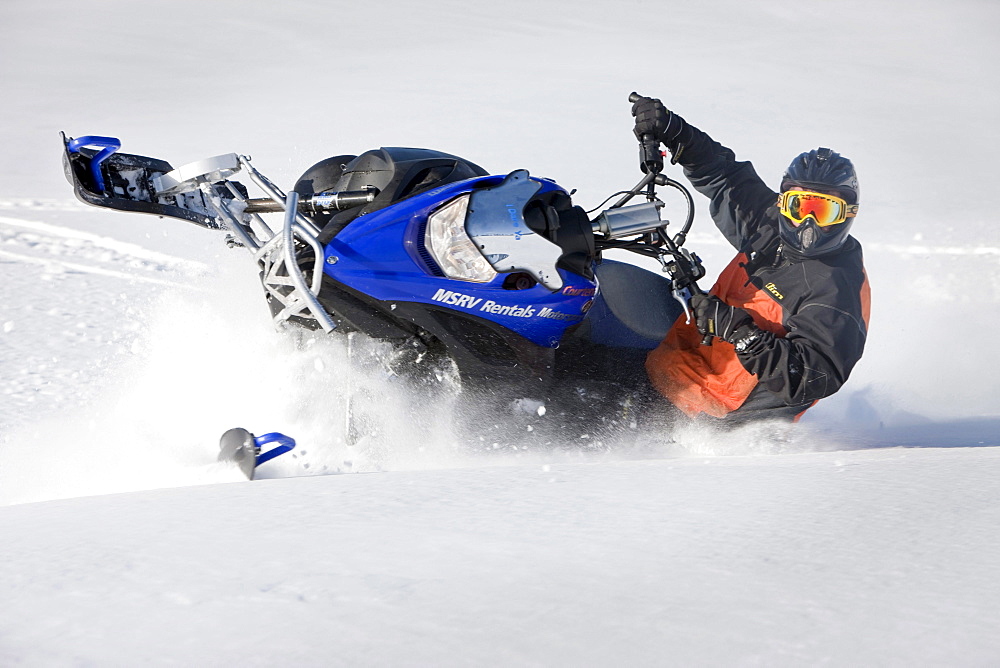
[671,283,713,346]
[672,285,693,324]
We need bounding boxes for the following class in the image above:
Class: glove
[690,293,755,343]
[631,96,672,142]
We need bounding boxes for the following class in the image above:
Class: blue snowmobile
[61,93,706,478]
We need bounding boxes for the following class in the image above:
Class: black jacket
[657,119,870,421]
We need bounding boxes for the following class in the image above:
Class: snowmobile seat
[586,259,682,349]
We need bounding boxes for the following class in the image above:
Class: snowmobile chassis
[61,93,708,480]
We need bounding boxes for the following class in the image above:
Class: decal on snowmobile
[479,300,536,318]
[430,288,582,321]
[431,288,483,309]
[561,286,596,297]
[538,308,583,322]
[433,289,538,318]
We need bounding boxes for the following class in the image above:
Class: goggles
[777,190,858,227]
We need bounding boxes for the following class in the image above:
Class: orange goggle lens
[778,190,858,227]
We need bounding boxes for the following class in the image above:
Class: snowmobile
[61,93,707,479]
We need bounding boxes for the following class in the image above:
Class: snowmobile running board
[218,428,296,480]
[61,133,338,332]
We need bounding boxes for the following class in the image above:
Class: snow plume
[2,201,994,505]
[0,241,834,505]
[0,250,463,504]
[664,419,841,458]
[0,245,615,502]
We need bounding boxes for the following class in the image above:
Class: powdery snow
[3,449,1000,665]
[1,0,999,664]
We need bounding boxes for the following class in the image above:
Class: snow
[1,0,999,664]
[4,449,1000,665]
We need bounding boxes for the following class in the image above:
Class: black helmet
[778,148,859,257]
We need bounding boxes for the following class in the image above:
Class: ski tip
[218,428,297,480]
[219,427,258,480]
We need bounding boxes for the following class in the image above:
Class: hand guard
[690,293,755,343]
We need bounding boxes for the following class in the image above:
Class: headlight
[425,194,497,283]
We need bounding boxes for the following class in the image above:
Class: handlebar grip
[639,134,663,174]
[687,284,714,346]
[630,93,662,173]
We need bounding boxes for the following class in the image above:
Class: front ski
[218,428,296,480]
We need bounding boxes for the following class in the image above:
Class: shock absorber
[244,186,379,213]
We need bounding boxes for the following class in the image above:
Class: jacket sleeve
[734,274,869,405]
[665,116,778,254]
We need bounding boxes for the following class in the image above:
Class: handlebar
[616,93,711,345]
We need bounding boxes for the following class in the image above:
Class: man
[631,96,871,423]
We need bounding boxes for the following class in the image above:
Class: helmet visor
[778,190,858,227]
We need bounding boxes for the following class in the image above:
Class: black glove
[631,96,672,142]
[690,293,756,343]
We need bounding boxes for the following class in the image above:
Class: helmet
[778,148,859,257]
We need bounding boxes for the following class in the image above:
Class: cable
[584,191,638,214]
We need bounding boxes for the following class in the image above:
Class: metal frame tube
[162,154,337,333]
[224,181,276,241]
[282,191,337,332]
[240,156,322,237]
[199,182,259,250]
